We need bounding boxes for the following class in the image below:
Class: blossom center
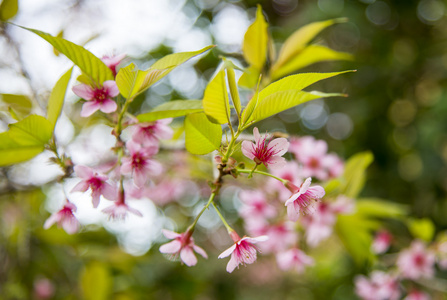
[93,88,108,103]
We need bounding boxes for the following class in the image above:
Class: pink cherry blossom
[101,53,126,77]
[289,136,344,180]
[102,201,143,220]
[372,230,393,254]
[404,290,430,300]
[238,190,277,221]
[354,271,400,300]
[284,177,325,221]
[260,222,297,254]
[72,80,119,117]
[121,141,162,187]
[241,127,289,169]
[159,229,208,266]
[33,278,55,300]
[71,165,117,208]
[397,240,436,280]
[132,119,174,147]
[43,202,79,234]
[266,161,304,201]
[276,248,314,273]
[218,231,268,273]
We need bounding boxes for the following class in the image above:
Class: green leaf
[0,0,18,21]
[19,26,113,85]
[273,18,346,71]
[271,45,353,80]
[80,262,111,300]
[185,112,222,155]
[47,68,73,131]
[116,63,168,99]
[242,5,268,70]
[202,68,231,124]
[356,198,407,218]
[1,94,32,117]
[407,218,435,242]
[8,115,52,146]
[241,76,262,126]
[0,132,44,166]
[151,45,215,70]
[238,66,261,89]
[137,100,203,122]
[227,66,242,118]
[342,151,374,198]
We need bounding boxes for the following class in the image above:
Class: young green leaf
[81,262,111,300]
[151,45,215,70]
[243,71,353,126]
[407,218,435,242]
[1,94,32,118]
[238,66,260,89]
[8,115,53,146]
[226,67,241,118]
[273,18,346,70]
[342,151,374,198]
[47,67,73,131]
[18,26,113,85]
[242,5,268,70]
[0,0,18,21]
[202,68,231,124]
[0,132,45,166]
[184,112,222,155]
[116,63,168,99]
[137,100,203,122]
[271,45,353,80]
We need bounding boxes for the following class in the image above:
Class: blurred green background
[1,0,447,299]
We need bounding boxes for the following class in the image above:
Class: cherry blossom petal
[180,247,198,266]
[103,80,120,97]
[218,244,237,259]
[81,101,101,117]
[72,84,94,100]
[159,240,182,254]
[193,245,208,258]
[162,229,181,239]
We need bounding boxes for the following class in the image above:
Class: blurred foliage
[1,0,447,299]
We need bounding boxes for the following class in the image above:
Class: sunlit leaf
[19,26,113,85]
[137,100,203,122]
[238,66,260,89]
[1,94,32,117]
[227,66,241,117]
[116,63,167,99]
[0,132,44,166]
[273,18,346,70]
[407,218,435,242]
[8,115,52,146]
[202,68,231,124]
[271,45,353,80]
[356,198,407,218]
[342,151,374,198]
[47,68,73,131]
[0,0,18,21]
[242,5,268,70]
[242,71,352,126]
[81,262,111,300]
[151,45,215,70]
[241,77,262,126]
[185,112,222,155]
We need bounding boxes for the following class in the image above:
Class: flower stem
[188,192,217,232]
[236,168,288,184]
[222,130,240,163]
[212,201,234,233]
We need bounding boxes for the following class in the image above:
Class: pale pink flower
[102,201,143,220]
[372,230,393,254]
[159,229,208,266]
[33,278,55,300]
[72,81,119,117]
[132,119,174,147]
[397,240,436,280]
[132,179,186,205]
[43,202,79,234]
[302,196,354,247]
[266,161,304,201]
[260,222,297,254]
[284,177,325,221]
[71,165,116,208]
[239,190,277,221]
[241,127,289,169]
[404,290,430,300]
[218,231,268,273]
[354,271,400,300]
[121,141,162,187]
[289,136,344,180]
[276,248,314,273]
[101,53,126,77]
